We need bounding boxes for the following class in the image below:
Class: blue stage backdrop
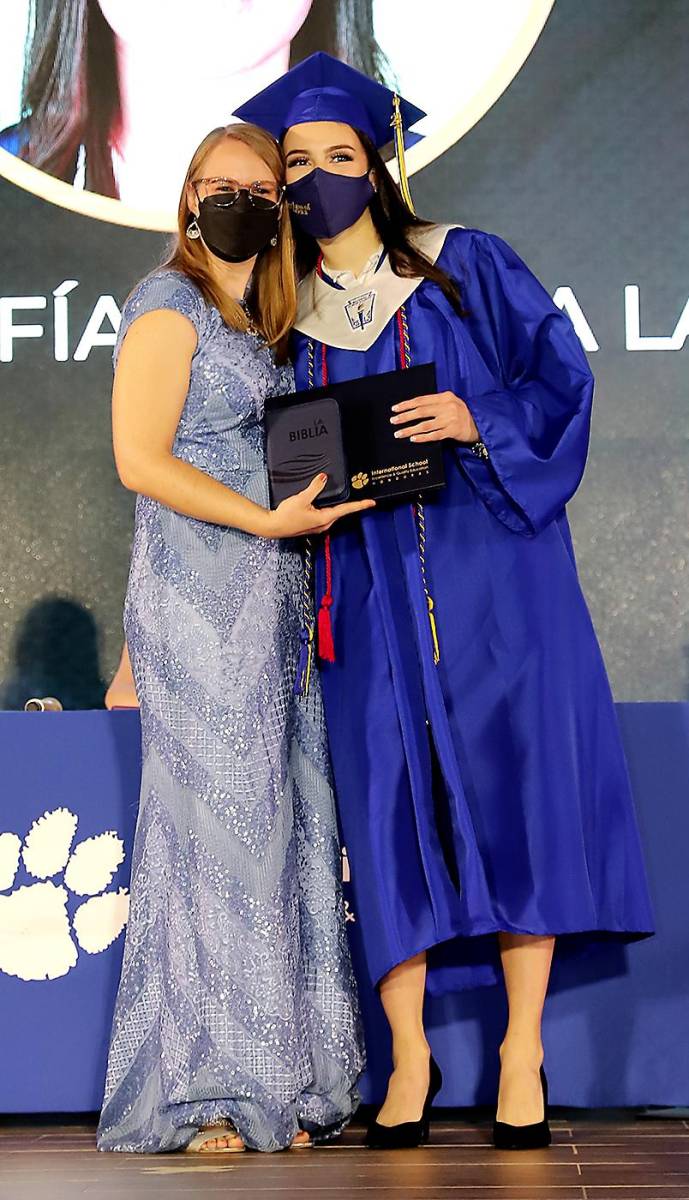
[0,707,687,1112]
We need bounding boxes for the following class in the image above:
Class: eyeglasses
[192,177,284,209]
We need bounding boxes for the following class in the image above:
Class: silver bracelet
[469,439,489,460]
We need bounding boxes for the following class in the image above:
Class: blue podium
[0,705,687,1112]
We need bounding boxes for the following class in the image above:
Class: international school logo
[345,291,376,332]
[0,1,554,229]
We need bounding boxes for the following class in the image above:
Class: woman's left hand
[390,391,479,444]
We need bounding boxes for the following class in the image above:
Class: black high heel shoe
[493,1065,551,1150]
[365,1056,443,1149]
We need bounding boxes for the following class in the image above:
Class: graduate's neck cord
[293,268,440,697]
[397,303,442,667]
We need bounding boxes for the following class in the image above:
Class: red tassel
[317,534,336,662]
[317,596,336,663]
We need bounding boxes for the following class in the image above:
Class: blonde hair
[163,123,296,361]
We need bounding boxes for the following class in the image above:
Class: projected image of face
[0,0,312,215]
[95,0,314,74]
[0,0,554,228]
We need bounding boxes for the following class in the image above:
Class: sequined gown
[96,270,363,1154]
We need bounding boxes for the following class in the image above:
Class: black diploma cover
[265,362,444,508]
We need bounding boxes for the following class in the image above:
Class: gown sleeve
[449,231,594,536]
[0,122,26,154]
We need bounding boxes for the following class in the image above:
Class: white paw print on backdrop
[0,808,129,981]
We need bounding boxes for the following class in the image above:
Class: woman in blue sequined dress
[96,123,371,1155]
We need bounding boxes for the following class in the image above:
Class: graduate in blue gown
[235,53,654,1150]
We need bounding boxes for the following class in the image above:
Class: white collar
[325,244,385,289]
[295,223,462,351]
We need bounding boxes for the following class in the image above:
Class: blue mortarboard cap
[233,51,426,149]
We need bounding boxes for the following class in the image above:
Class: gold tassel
[397,305,441,667]
[391,93,416,215]
[415,499,441,666]
[426,594,441,667]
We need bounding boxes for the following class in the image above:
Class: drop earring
[187,217,201,240]
[270,234,278,247]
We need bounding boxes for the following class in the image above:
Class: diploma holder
[265,362,444,509]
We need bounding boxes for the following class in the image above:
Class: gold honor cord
[391,94,416,215]
[297,537,315,696]
[389,100,442,666]
[398,303,441,667]
[293,342,318,697]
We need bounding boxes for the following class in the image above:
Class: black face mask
[195,192,279,263]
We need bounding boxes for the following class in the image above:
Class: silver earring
[187,218,201,240]
[270,234,278,247]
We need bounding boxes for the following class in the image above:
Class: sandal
[290,1130,313,1149]
[184,1123,245,1153]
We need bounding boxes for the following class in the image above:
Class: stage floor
[1,1113,689,1200]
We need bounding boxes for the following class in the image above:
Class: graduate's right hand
[264,474,375,538]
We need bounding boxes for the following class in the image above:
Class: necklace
[238,296,261,339]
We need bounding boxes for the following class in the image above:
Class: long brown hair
[290,0,393,84]
[292,131,466,318]
[163,124,297,361]
[18,0,119,196]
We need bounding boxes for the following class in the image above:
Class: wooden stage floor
[2,1112,689,1200]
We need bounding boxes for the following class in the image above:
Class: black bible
[265,362,444,509]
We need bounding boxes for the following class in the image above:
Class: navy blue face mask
[286,168,374,239]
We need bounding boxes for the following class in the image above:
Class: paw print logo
[351,472,369,490]
[0,808,129,981]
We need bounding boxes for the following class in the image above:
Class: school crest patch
[344,290,376,332]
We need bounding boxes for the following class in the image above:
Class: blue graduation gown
[292,227,654,994]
